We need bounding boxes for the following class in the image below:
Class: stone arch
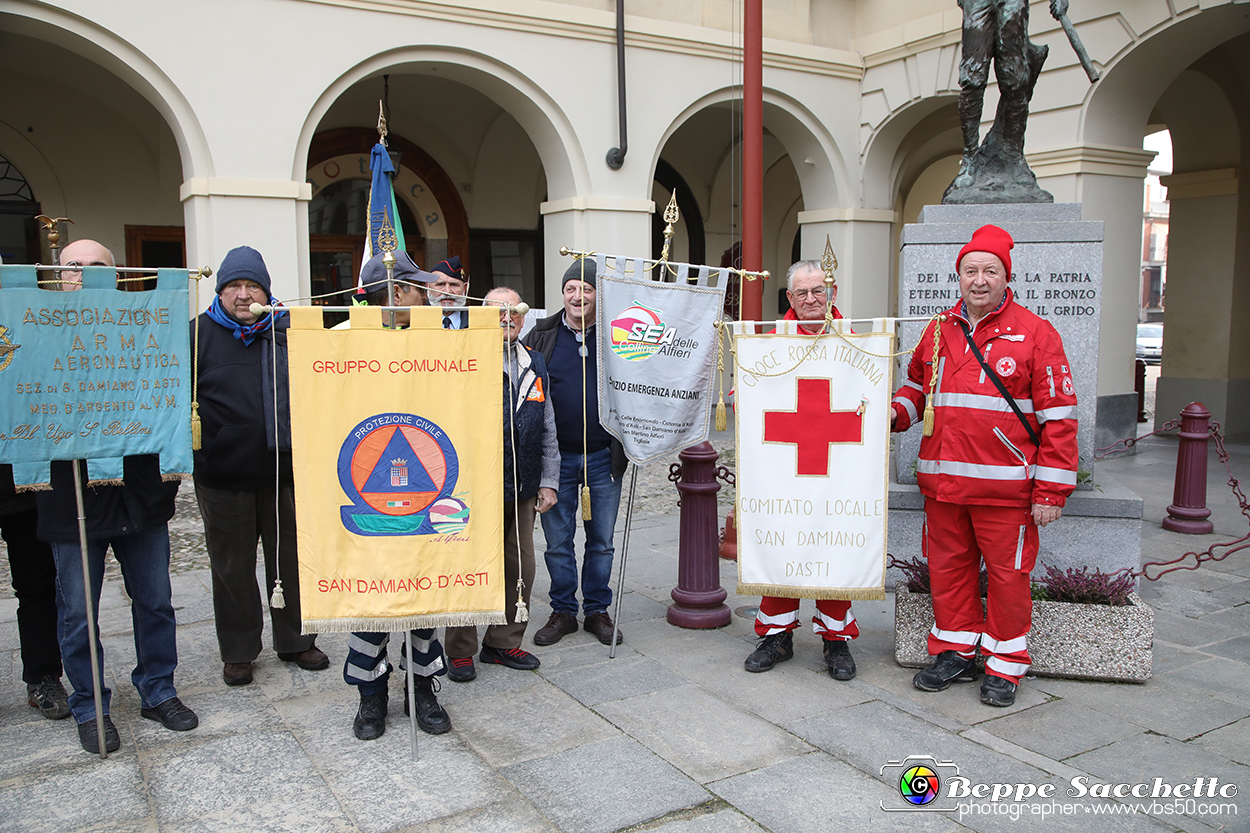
[294,47,582,205]
[0,3,211,181]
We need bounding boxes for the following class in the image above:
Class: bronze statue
[944,0,1097,204]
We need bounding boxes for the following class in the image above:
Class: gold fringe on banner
[735,582,886,602]
[302,611,508,635]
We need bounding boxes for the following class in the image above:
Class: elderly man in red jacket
[743,260,859,682]
[890,224,1077,707]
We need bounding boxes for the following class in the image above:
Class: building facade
[1,0,1247,435]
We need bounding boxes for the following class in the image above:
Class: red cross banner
[733,319,895,600]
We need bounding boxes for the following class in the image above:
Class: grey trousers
[195,480,315,663]
[445,498,536,657]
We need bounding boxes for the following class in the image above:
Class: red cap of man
[956,224,1014,280]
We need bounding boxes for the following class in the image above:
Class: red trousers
[922,499,1038,683]
[755,596,858,641]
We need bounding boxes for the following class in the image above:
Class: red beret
[956,224,1014,281]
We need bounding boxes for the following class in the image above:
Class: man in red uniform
[744,260,858,681]
[890,224,1077,707]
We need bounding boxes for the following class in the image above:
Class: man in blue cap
[194,246,328,688]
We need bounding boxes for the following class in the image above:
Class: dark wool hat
[216,246,272,295]
[957,224,1014,281]
[431,256,466,283]
[561,257,597,290]
[360,251,438,292]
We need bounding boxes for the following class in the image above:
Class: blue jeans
[51,524,179,724]
[540,446,623,617]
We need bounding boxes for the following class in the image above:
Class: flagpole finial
[659,191,679,263]
[377,100,388,147]
[821,235,838,285]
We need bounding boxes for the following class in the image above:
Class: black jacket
[36,456,178,543]
[523,313,627,480]
[192,311,293,490]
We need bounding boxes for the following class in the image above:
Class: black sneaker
[403,676,452,735]
[744,631,794,673]
[980,674,1017,707]
[913,650,979,692]
[140,696,199,731]
[27,675,71,720]
[78,715,120,754]
[480,645,541,670]
[823,640,856,681]
[353,691,388,741]
[447,656,477,682]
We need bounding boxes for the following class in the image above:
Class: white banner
[734,320,895,600]
[597,267,725,464]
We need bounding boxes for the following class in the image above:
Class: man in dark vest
[443,287,559,681]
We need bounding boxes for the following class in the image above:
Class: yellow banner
[288,305,504,633]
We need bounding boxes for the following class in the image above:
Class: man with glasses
[743,260,860,682]
[55,239,114,291]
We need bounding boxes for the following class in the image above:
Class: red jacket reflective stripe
[890,289,1078,508]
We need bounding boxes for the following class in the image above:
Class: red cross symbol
[763,378,863,476]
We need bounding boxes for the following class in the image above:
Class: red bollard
[1163,402,1215,534]
[667,442,732,628]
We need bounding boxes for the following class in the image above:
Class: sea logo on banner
[610,302,677,361]
[338,412,464,537]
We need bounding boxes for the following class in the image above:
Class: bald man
[55,239,114,291]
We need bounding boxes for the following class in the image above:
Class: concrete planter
[894,584,1153,683]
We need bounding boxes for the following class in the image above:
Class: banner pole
[406,631,418,761]
[608,465,638,659]
[72,460,107,759]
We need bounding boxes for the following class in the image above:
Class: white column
[181,178,313,302]
[538,196,654,312]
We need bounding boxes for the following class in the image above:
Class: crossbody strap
[957,318,1040,447]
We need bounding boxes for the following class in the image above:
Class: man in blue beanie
[194,246,328,688]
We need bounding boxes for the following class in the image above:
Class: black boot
[403,676,452,735]
[353,691,388,741]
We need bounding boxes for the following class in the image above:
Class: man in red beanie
[890,224,1077,707]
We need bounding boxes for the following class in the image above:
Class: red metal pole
[741,0,763,322]
[1162,402,1215,534]
[668,442,732,627]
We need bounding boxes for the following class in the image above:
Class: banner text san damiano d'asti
[592,253,727,465]
[733,319,896,600]
[0,265,193,488]
[287,305,505,634]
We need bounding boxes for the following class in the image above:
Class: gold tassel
[190,404,202,450]
[921,313,944,438]
[922,397,936,436]
[714,321,728,431]
[715,395,727,432]
[581,485,592,521]
[269,579,286,609]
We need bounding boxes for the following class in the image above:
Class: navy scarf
[206,295,285,346]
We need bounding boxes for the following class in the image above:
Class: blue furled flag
[359,142,407,286]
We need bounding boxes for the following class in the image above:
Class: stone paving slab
[2,751,153,833]
[709,751,965,833]
[143,731,347,833]
[502,735,709,833]
[974,701,1144,762]
[646,807,768,833]
[542,652,688,707]
[451,681,620,768]
[397,798,558,833]
[1191,716,1250,766]
[595,683,815,784]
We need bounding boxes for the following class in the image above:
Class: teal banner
[0,265,193,487]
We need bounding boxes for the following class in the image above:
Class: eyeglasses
[791,288,828,300]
